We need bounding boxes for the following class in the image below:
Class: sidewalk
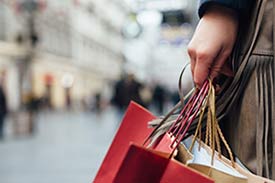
[0,108,120,183]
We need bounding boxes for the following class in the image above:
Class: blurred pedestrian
[0,84,7,139]
[112,73,144,116]
[188,0,274,179]
[94,93,102,113]
[25,93,40,135]
[112,77,124,117]
[152,84,166,114]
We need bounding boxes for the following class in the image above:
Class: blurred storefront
[0,0,127,110]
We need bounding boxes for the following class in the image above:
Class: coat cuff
[198,0,249,18]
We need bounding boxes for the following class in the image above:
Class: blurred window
[162,10,189,26]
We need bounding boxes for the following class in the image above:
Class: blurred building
[0,0,198,111]
[0,0,127,110]
[122,0,197,92]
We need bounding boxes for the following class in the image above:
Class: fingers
[188,46,232,88]
[188,46,216,88]
[194,50,215,87]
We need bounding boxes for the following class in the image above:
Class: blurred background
[0,0,198,182]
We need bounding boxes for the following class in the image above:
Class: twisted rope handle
[190,80,235,167]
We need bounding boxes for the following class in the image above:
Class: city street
[0,1,197,182]
[0,108,121,183]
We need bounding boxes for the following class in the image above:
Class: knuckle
[194,77,199,84]
[196,49,209,61]
[187,45,196,56]
[194,78,202,87]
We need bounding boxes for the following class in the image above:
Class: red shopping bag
[94,102,156,183]
[114,143,214,183]
[113,80,214,183]
[94,81,213,183]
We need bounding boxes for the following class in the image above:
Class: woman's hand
[187,4,239,87]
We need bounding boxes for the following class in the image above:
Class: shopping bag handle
[189,81,235,167]
[144,65,234,164]
[145,78,235,167]
[167,80,210,157]
[143,63,193,146]
[144,79,210,158]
